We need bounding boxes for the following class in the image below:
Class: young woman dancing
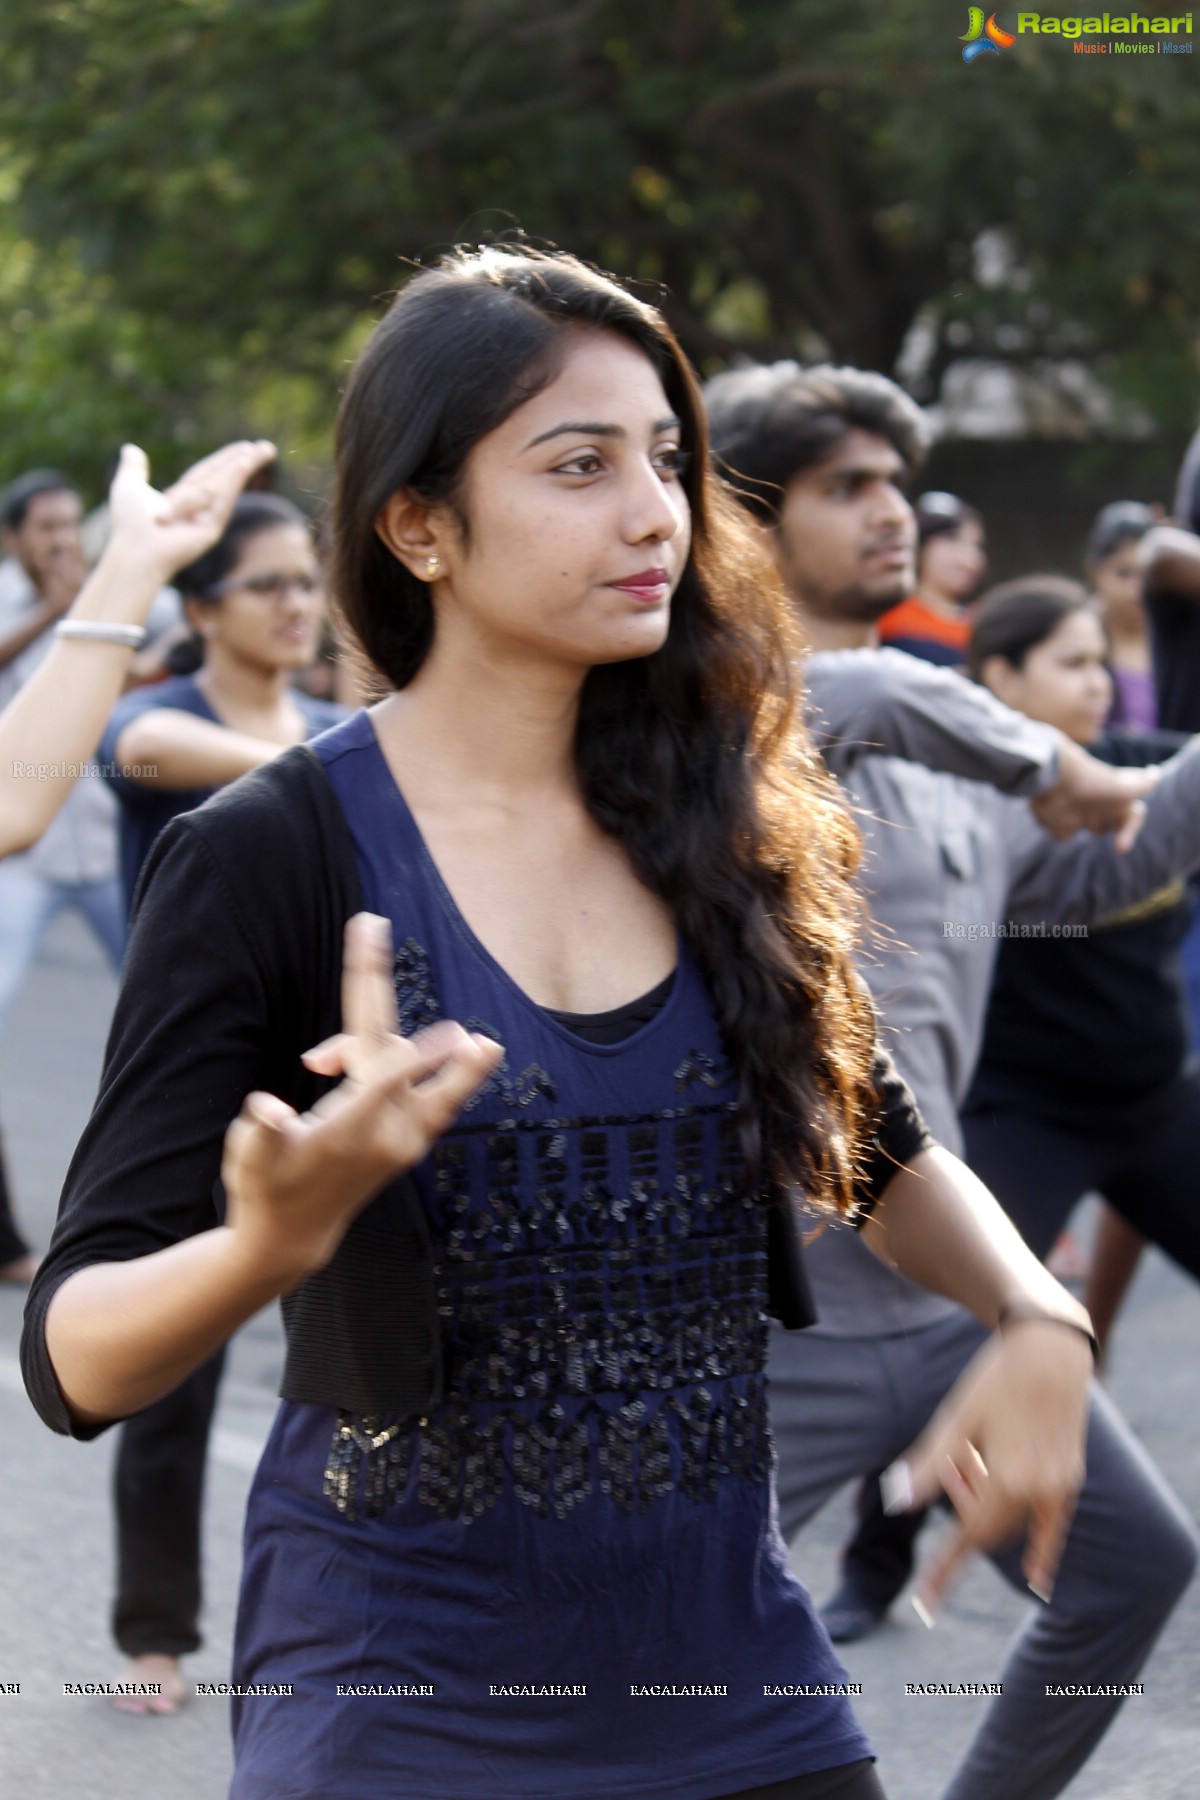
[963,575,1200,1349]
[24,250,1094,1800]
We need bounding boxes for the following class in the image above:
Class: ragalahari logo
[961,7,1017,57]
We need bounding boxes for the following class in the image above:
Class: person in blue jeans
[98,491,343,1711]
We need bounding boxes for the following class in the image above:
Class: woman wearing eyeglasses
[98,493,344,1710]
[101,492,343,917]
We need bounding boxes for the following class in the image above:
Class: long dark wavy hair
[332,247,877,1216]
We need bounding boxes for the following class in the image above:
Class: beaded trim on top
[322,941,772,1525]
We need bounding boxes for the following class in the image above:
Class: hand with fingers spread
[883,1315,1092,1623]
[221,913,504,1285]
[105,437,278,595]
[0,437,279,858]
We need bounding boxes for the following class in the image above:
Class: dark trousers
[771,1311,1196,1800]
[726,1763,885,1799]
[838,1068,1200,1631]
[0,1125,30,1265]
[961,1068,1200,1273]
[113,1349,225,1658]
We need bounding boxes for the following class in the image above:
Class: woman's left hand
[887,1317,1091,1618]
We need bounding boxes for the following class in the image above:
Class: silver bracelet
[54,619,147,649]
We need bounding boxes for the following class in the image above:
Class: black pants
[839,1068,1200,1613]
[725,1762,885,1799]
[113,1349,225,1657]
[0,1126,30,1265]
[961,1068,1200,1272]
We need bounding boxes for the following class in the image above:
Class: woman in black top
[962,575,1200,1355]
[23,249,1097,1800]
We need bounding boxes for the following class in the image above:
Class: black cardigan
[21,745,931,1438]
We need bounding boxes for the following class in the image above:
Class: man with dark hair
[0,471,87,674]
[704,362,1198,1800]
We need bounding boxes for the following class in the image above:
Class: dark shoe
[819,1579,893,1643]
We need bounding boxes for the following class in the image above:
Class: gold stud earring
[425,555,440,578]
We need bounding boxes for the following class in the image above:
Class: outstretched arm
[1004,731,1200,925]
[0,440,274,856]
[806,646,1153,841]
[112,710,292,791]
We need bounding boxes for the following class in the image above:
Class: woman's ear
[182,596,217,641]
[375,491,451,584]
[980,653,1020,706]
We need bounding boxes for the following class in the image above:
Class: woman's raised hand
[104,439,278,591]
[221,914,503,1284]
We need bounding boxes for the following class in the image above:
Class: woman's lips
[609,569,671,604]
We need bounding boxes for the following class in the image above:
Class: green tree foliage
[1,0,1199,485]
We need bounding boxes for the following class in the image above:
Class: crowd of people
[1,246,1198,1799]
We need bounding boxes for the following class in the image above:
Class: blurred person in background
[0,469,126,984]
[99,492,343,1711]
[0,471,97,1283]
[1141,434,1200,1097]
[706,360,1197,1800]
[876,490,986,667]
[0,462,194,1281]
[962,578,1200,1363]
[102,492,343,912]
[1086,501,1158,731]
[1078,501,1161,1336]
[0,444,275,860]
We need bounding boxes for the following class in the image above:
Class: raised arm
[0,440,274,856]
[1140,523,1200,600]
[807,646,1060,789]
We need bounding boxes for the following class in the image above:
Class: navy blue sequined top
[229,711,872,1800]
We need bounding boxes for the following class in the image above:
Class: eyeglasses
[211,572,323,601]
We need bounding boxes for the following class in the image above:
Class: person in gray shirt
[705,361,1198,1800]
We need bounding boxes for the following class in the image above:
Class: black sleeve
[20,818,280,1438]
[1095,725,1191,767]
[851,1042,936,1225]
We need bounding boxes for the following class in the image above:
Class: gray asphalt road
[0,912,1196,1799]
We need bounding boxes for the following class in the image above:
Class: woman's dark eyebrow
[523,415,681,451]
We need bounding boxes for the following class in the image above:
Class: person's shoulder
[108,672,211,732]
[1146,584,1200,626]
[296,693,352,738]
[140,743,347,929]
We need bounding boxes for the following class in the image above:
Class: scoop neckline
[356,710,685,1057]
